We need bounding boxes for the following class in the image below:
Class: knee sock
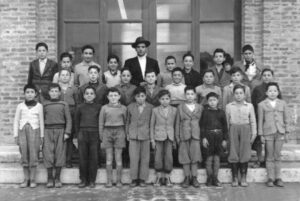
[213,155,220,177]
[47,168,53,180]
[191,163,198,177]
[183,164,191,177]
[205,156,213,177]
[55,167,61,180]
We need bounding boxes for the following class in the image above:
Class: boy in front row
[43,83,72,188]
[126,87,153,187]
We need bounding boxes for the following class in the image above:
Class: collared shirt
[225,101,257,135]
[39,58,47,75]
[138,54,147,79]
[244,60,258,81]
[74,61,101,87]
[268,99,277,108]
[103,70,121,87]
[165,82,186,105]
[186,103,196,112]
[137,103,146,114]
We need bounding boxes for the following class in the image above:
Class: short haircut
[133,86,146,96]
[233,84,245,93]
[48,83,61,91]
[145,69,157,76]
[230,66,243,75]
[84,86,96,94]
[81,45,95,54]
[242,44,254,53]
[60,52,73,61]
[165,55,176,64]
[266,82,282,99]
[107,54,120,63]
[107,87,121,95]
[261,68,274,76]
[59,68,71,76]
[88,65,100,73]
[35,42,48,51]
[213,48,226,57]
[23,84,38,93]
[121,67,131,74]
[182,52,194,61]
[157,89,171,99]
[184,85,196,93]
[224,53,234,66]
[203,69,215,77]
[206,92,219,100]
[172,67,183,75]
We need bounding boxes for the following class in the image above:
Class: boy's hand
[73,138,78,149]
[260,136,265,144]
[14,137,19,145]
[222,140,227,149]
[40,137,44,146]
[64,134,70,141]
[202,138,209,148]
[172,142,176,149]
[250,135,256,144]
[151,140,156,149]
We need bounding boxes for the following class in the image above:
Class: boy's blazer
[126,102,153,140]
[210,66,231,89]
[124,57,160,86]
[258,99,289,136]
[150,106,177,142]
[28,59,58,85]
[145,85,162,106]
[175,103,203,143]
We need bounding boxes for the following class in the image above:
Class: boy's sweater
[75,102,101,133]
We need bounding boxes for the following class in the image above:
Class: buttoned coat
[150,106,177,142]
[145,85,162,106]
[126,102,153,140]
[210,66,231,89]
[175,103,203,143]
[258,99,289,136]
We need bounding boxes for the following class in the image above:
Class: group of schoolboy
[13,39,289,190]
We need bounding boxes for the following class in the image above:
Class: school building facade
[0,0,300,145]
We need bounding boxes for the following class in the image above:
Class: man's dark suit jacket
[27,59,58,96]
[124,56,160,86]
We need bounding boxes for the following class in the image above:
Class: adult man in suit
[27,42,58,102]
[124,37,160,86]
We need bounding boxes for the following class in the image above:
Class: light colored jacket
[258,99,289,136]
[150,106,177,142]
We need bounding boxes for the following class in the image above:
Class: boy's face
[24,88,37,101]
[203,72,215,85]
[145,72,157,85]
[49,87,61,99]
[234,88,245,102]
[82,48,94,63]
[36,46,48,60]
[185,90,196,103]
[166,58,176,71]
[135,43,147,57]
[121,70,132,84]
[231,72,242,84]
[135,93,146,105]
[172,71,183,84]
[213,52,225,65]
[159,94,171,107]
[262,71,273,83]
[183,56,194,71]
[266,85,279,100]
[108,58,118,71]
[107,91,121,104]
[59,70,71,84]
[61,57,72,69]
[243,50,254,63]
[88,68,99,82]
[84,89,96,102]
[207,96,218,109]
[224,63,232,72]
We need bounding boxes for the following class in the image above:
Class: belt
[207,129,222,133]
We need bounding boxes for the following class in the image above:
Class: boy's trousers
[19,124,40,167]
[154,140,173,173]
[78,130,99,183]
[129,139,150,181]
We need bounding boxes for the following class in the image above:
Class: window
[59,0,241,72]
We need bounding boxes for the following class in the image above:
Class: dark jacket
[124,56,160,86]
[182,68,202,89]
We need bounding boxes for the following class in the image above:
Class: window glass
[107,0,142,20]
[64,0,99,19]
[157,23,191,43]
[157,0,191,20]
[200,0,234,21]
[109,23,142,42]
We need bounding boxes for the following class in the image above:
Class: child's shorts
[102,126,126,149]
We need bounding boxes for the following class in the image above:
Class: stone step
[1,144,300,163]
[0,163,300,184]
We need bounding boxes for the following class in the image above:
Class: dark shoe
[266,179,274,187]
[66,163,73,168]
[260,161,266,168]
[139,180,146,187]
[46,178,54,188]
[191,176,200,188]
[206,176,213,186]
[212,177,222,187]
[252,161,260,168]
[116,181,123,188]
[89,182,96,188]
[105,181,113,188]
[78,181,87,188]
[274,179,284,187]
[20,180,29,188]
[55,179,62,188]
[165,177,173,187]
[129,180,138,188]
[181,176,190,188]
